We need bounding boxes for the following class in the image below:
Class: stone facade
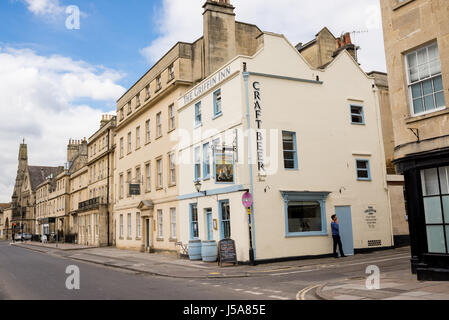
[113,0,263,253]
[380,0,449,280]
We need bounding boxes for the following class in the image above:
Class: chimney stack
[333,32,358,62]
[203,0,236,76]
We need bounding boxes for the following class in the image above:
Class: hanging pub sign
[129,183,141,196]
[215,149,234,183]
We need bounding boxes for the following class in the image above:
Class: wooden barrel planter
[201,240,218,262]
[188,239,202,260]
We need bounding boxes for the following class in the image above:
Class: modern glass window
[190,203,199,239]
[127,213,132,238]
[127,132,132,154]
[158,210,163,238]
[213,89,222,117]
[350,105,365,124]
[406,43,445,116]
[169,152,176,185]
[282,131,298,169]
[145,163,151,192]
[356,159,371,181]
[170,208,176,239]
[194,146,201,181]
[145,119,151,143]
[203,143,210,179]
[119,214,124,238]
[195,102,202,127]
[421,166,449,254]
[136,213,141,238]
[168,104,175,131]
[136,126,141,149]
[219,200,231,239]
[156,112,162,137]
[157,158,163,189]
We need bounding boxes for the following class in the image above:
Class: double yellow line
[296,284,322,300]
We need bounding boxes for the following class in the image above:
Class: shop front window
[281,191,329,237]
[421,166,449,254]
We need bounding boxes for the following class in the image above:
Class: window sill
[127,237,133,240]
[167,77,174,84]
[285,231,328,238]
[156,187,163,191]
[357,178,372,182]
[169,238,177,243]
[168,183,176,188]
[135,147,141,151]
[155,135,162,140]
[194,123,203,129]
[167,128,176,134]
[203,176,211,181]
[155,87,162,94]
[136,237,142,241]
[156,238,164,242]
[284,168,299,171]
[212,112,223,120]
[406,107,448,124]
[351,122,366,126]
[119,237,124,240]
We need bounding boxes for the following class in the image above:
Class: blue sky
[0,0,387,202]
[1,0,162,109]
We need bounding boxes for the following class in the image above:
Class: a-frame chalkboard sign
[218,238,237,266]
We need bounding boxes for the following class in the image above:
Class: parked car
[14,233,22,241]
[22,233,32,241]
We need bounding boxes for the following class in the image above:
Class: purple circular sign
[242,192,253,208]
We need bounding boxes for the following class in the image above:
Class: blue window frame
[203,142,210,180]
[281,191,330,237]
[282,131,298,170]
[218,200,231,239]
[189,203,199,239]
[350,105,365,125]
[195,101,202,127]
[356,159,371,181]
[213,89,222,118]
[194,146,201,181]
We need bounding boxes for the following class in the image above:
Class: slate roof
[28,166,62,191]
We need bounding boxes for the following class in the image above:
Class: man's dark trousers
[333,235,344,257]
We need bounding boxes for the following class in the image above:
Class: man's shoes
[341,255,347,258]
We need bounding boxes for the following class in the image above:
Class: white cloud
[23,0,64,16]
[141,0,386,72]
[0,47,125,202]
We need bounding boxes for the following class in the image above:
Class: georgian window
[195,102,202,127]
[282,131,298,170]
[168,104,175,131]
[156,112,162,138]
[406,43,445,116]
[356,159,371,181]
[213,89,222,117]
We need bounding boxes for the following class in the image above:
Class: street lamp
[194,180,206,195]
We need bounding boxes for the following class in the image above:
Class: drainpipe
[243,63,256,265]
[106,127,110,246]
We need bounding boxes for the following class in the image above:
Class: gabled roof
[28,166,62,191]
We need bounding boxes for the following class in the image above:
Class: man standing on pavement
[331,214,346,258]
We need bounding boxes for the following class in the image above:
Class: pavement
[315,269,449,300]
[10,241,449,300]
